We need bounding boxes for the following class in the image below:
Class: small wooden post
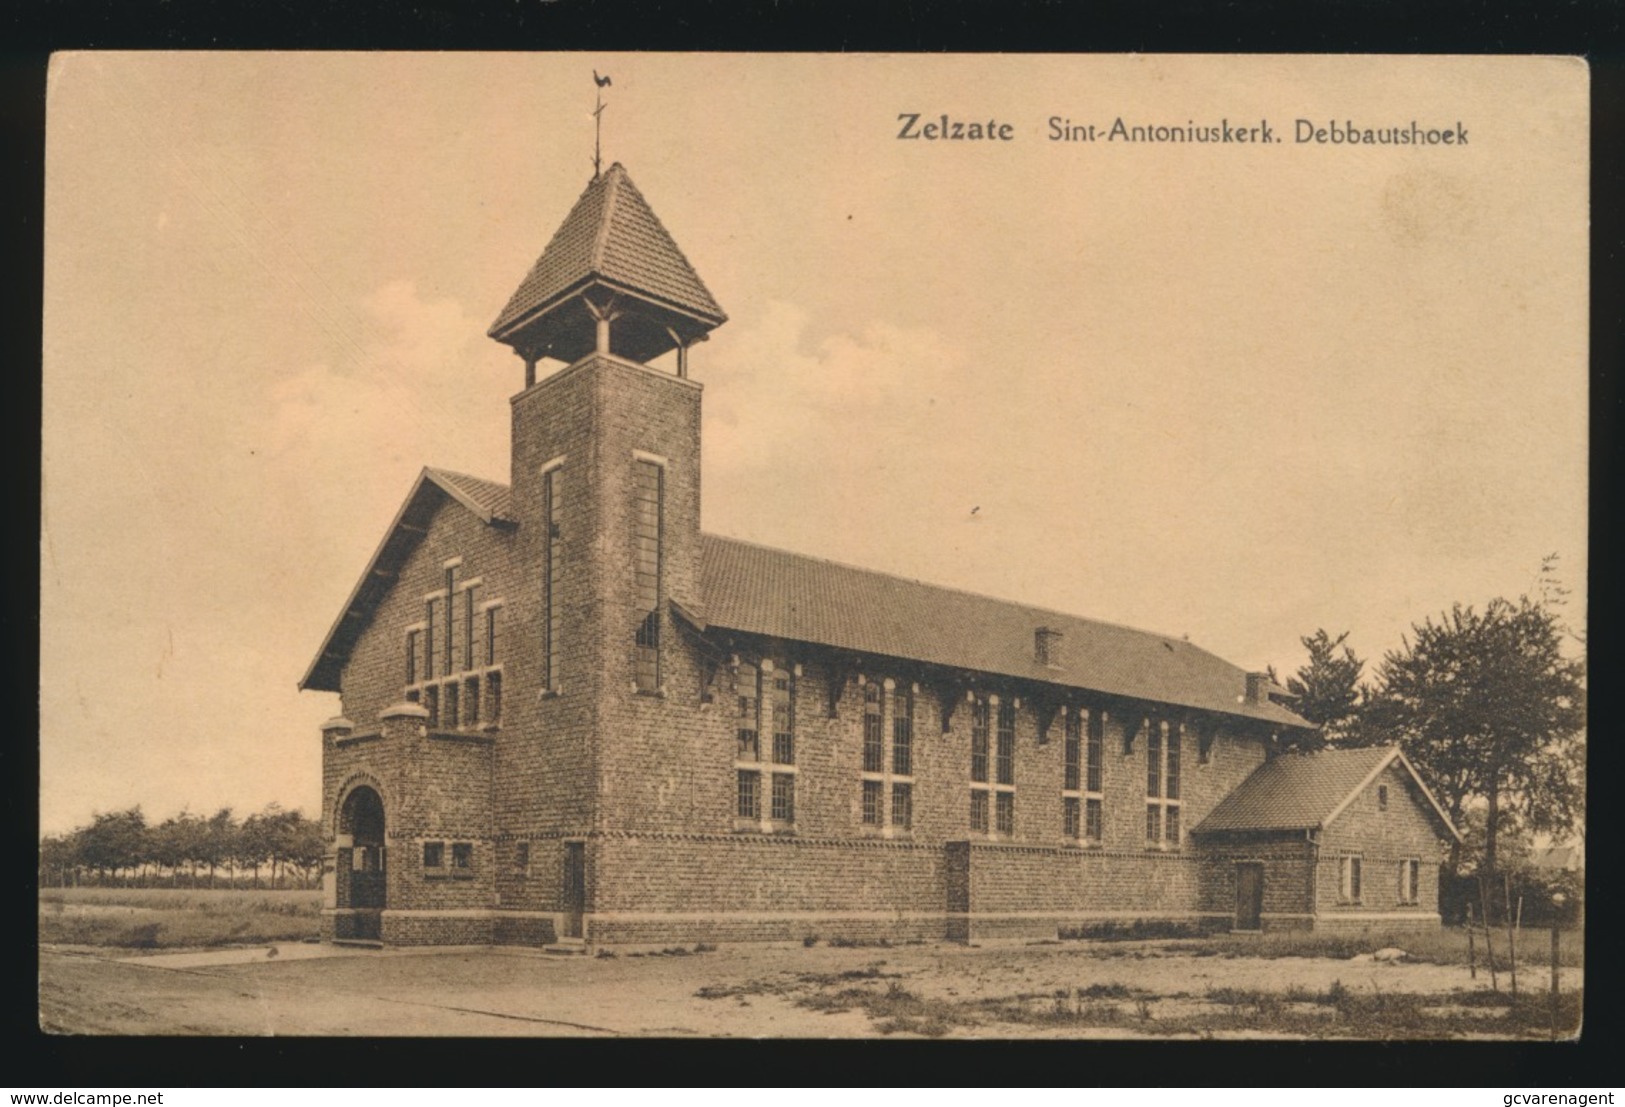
[1466,902,1477,979]
[1550,922,1560,1040]
[1504,873,1518,999]
[1478,876,1499,992]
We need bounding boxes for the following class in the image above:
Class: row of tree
[39,803,327,889]
[1276,556,1585,884]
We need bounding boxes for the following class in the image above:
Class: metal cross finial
[592,71,612,178]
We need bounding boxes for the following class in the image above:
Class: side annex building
[300,162,1459,947]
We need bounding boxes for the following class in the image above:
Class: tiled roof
[299,468,515,692]
[426,467,515,524]
[1192,746,1402,834]
[489,163,726,338]
[697,534,1311,728]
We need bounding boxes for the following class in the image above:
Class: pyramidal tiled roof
[489,163,726,338]
[1192,745,1458,838]
[696,534,1310,729]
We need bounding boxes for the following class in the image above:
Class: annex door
[562,841,586,939]
[339,786,386,941]
[1234,862,1264,932]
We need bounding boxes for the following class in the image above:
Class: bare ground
[38,938,1583,1039]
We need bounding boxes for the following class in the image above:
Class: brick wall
[1193,831,1316,927]
[1316,760,1450,924]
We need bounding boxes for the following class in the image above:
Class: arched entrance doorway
[337,785,386,940]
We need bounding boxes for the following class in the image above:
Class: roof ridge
[701,531,1206,652]
[590,166,622,272]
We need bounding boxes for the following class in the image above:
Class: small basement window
[451,842,474,876]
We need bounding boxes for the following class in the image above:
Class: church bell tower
[487,163,727,839]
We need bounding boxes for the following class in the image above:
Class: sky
[40,53,1588,835]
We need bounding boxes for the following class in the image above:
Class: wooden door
[1235,862,1264,931]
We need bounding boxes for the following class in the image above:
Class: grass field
[39,887,321,949]
[1124,926,1584,969]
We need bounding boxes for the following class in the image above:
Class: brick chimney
[1035,627,1064,668]
[1244,671,1271,705]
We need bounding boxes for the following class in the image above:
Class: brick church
[300,161,1459,946]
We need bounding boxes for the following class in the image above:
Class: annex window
[543,465,563,694]
[1339,855,1363,904]
[632,460,663,693]
[514,841,530,876]
[1398,859,1420,905]
[423,841,444,870]
[1062,707,1104,844]
[1145,720,1181,848]
[1378,784,1389,811]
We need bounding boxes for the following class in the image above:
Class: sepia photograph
[39,52,1588,1039]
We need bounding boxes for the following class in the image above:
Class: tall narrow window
[462,586,477,672]
[862,683,884,773]
[1086,711,1104,793]
[443,566,458,676]
[1062,707,1102,843]
[996,700,1016,785]
[423,684,439,727]
[485,604,502,667]
[405,630,420,685]
[735,662,759,761]
[1147,721,1162,798]
[425,598,439,677]
[1166,723,1181,801]
[970,699,990,783]
[1146,720,1180,847]
[444,681,459,728]
[1063,711,1081,792]
[632,460,663,693]
[543,466,562,693]
[891,684,913,776]
[771,669,794,764]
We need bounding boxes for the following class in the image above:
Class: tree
[203,808,237,888]
[1282,629,1366,749]
[1360,595,1585,878]
[78,807,147,886]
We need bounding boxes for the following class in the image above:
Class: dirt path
[39,940,1582,1038]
